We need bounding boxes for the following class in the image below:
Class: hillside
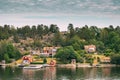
[1,24,120,64]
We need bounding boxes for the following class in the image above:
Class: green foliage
[90,59,94,66]
[30,62,43,64]
[33,40,42,48]
[13,35,20,43]
[85,54,93,63]
[37,24,43,38]
[111,54,120,65]
[50,24,59,33]
[75,52,84,63]
[1,24,120,64]
[43,58,47,64]
[53,32,63,46]
[4,54,9,62]
[0,40,21,63]
[64,36,85,50]
[97,57,100,63]
[55,46,77,63]
[67,23,75,38]
[104,49,113,56]
[77,25,94,40]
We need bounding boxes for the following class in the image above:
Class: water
[0,66,120,80]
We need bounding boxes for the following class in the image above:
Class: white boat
[42,64,50,67]
[23,65,43,69]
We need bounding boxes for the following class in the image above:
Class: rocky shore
[57,63,117,68]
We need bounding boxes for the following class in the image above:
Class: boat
[23,65,43,69]
[42,64,50,67]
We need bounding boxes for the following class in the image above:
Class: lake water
[0,66,120,80]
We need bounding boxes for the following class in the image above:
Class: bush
[43,58,47,64]
[111,54,120,65]
[0,41,21,63]
[55,46,77,63]
[30,62,43,64]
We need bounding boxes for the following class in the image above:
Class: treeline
[0,24,59,40]
[0,24,120,54]
[65,24,120,54]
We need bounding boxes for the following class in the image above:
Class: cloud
[0,0,120,16]
[0,0,120,31]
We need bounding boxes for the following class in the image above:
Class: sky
[0,0,120,31]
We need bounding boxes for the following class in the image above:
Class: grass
[30,62,43,64]
[15,54,56,65]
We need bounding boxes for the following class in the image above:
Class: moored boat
[23,65,43,69]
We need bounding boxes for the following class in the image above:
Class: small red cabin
[22,56,33,64]
[49,60,56,66]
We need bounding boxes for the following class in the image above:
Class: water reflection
[43,67,56,80]
[0,66,22,80]
[22,67,56,80]
[81,67,111,80]
[1,65,6,70]
[102,67,111,76]
[56,67,76,80]
[23,69,36,80]
[0,66,120,80]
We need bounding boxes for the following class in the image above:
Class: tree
[115,26,120,36]
[85,54,94,63]
[77,25,93,40]
[100,28,109,44]
[75,51,84,63]
[0,40,21,63]
[0,25,10,40]
[64,35,85,50]
[13,35,20,43]
[43,58,47,64]
[10,26,17,36]
[67,23,75,38]
[31,25,37,39]
[55,46,77,63]
[37,24,43,39]
[43,25,49,35]
[106,32,120,52]
[33,40,43,49]
[109,25,114,31]
[4,54,9,62]
[49,24,59,33]
[111,54,120,65]
[90,26,100,40]
[23,25,31,37]
[53,31,63,46]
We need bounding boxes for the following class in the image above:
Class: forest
[0,24,120,64]
[1,24,120,53]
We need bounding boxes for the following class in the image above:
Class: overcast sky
[0,0,120,31]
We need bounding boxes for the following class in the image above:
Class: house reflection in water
[102,67,111,77]
[22,69,35,80]
[81,67,111,79]
[22,67,56,80]
[43,67,56,80]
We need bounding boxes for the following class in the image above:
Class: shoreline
[0,63,119,68]
[57,63,118,68]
